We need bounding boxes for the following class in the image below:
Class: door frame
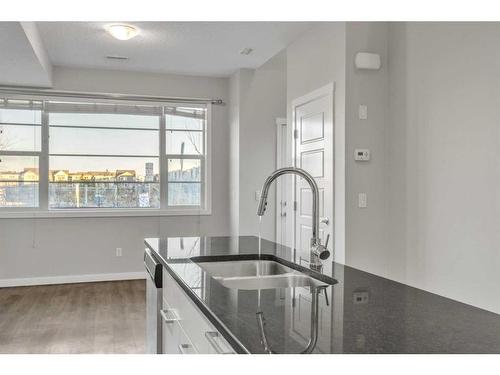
[288,82,337,262]
[275,117,287,245]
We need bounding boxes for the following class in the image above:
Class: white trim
[204,103,213,215]
[0,271,147,288]
[291,82,335,108]
[39,100,49,211]
[0,207,211,219]
[275,117,287,244]
[159,106,168,210]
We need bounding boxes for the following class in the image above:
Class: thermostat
[354,149,370,161]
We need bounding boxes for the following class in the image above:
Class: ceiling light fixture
[105,24,139,41]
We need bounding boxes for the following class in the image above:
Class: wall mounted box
[355,52,381,70]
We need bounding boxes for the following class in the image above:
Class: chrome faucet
[257,167,330,271]
[256,285,327,354]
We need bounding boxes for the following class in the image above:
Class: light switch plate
[255,190,261,202]
[358,193,367,208]
[358,104,368,120]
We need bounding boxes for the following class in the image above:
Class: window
[48,102,161,209]
[0,96,211,215]
[165,106,207,207]
[0,100,42,208]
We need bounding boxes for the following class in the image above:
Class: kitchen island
[145,235,500,354]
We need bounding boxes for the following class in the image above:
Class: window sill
[0,208,212,219]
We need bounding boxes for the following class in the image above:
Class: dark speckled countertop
[145,235,500,354]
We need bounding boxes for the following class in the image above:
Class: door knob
[320,217,330,225]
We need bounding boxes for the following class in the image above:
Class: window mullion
[0,150,41,157]
[160,107,168,210]
[39,101,49,210]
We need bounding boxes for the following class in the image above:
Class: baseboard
[0,271,147,288]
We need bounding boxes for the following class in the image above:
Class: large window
[0,97,211,215]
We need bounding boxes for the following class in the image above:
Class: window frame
[0,96,212,218]
[0,100,43,212]
[163,103,210,211]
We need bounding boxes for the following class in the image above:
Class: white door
[292,84,334,267]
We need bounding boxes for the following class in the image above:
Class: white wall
[228,51,287,240]
[285,22,500,314]
[340,22,500,314]
[0,66,230,283]
[385,23,500,313]
[228,71,241,237]
[286,23,347,264]
[344,23,391,275]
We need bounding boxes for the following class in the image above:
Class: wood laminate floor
[0,280,146,354]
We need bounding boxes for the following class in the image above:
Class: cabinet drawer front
[162,269,235,354]
[162,320,198,354]
[161,299,198,354]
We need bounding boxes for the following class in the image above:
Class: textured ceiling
[0,22,52,87]
[37,22,314,77]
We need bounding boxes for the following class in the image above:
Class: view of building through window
[0,99,207,210]
[0,101,41,208]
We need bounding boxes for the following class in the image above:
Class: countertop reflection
[145,235,500,354]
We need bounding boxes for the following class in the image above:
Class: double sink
[194,258,337,290]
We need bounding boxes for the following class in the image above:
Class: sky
[0,107,204,176]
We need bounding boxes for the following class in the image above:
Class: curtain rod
[0,86,224,105]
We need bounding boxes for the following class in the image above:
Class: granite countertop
[145,235,500,354]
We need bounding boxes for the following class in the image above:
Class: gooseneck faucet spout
[257,167,330,269]
[256,285,327,354]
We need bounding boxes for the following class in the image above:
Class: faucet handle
[319,286,330,306]
[324,234,330,249]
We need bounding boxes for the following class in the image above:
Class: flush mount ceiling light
[105,24,139,41]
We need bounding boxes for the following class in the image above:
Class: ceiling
[0,22,52,87]
[36,22,314,77]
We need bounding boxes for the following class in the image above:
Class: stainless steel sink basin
[196,260,291,278]
[195,260,331,290]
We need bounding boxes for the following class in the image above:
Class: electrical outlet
[354,149,370,161]
[353,290,369,304]
[116,247,122,257]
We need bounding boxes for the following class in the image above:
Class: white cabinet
[161,299,198,354]
[161,269,235,354]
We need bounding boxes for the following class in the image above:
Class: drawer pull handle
[205,331,233,354]
[160,308,179,323]
[178,344,194,354]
